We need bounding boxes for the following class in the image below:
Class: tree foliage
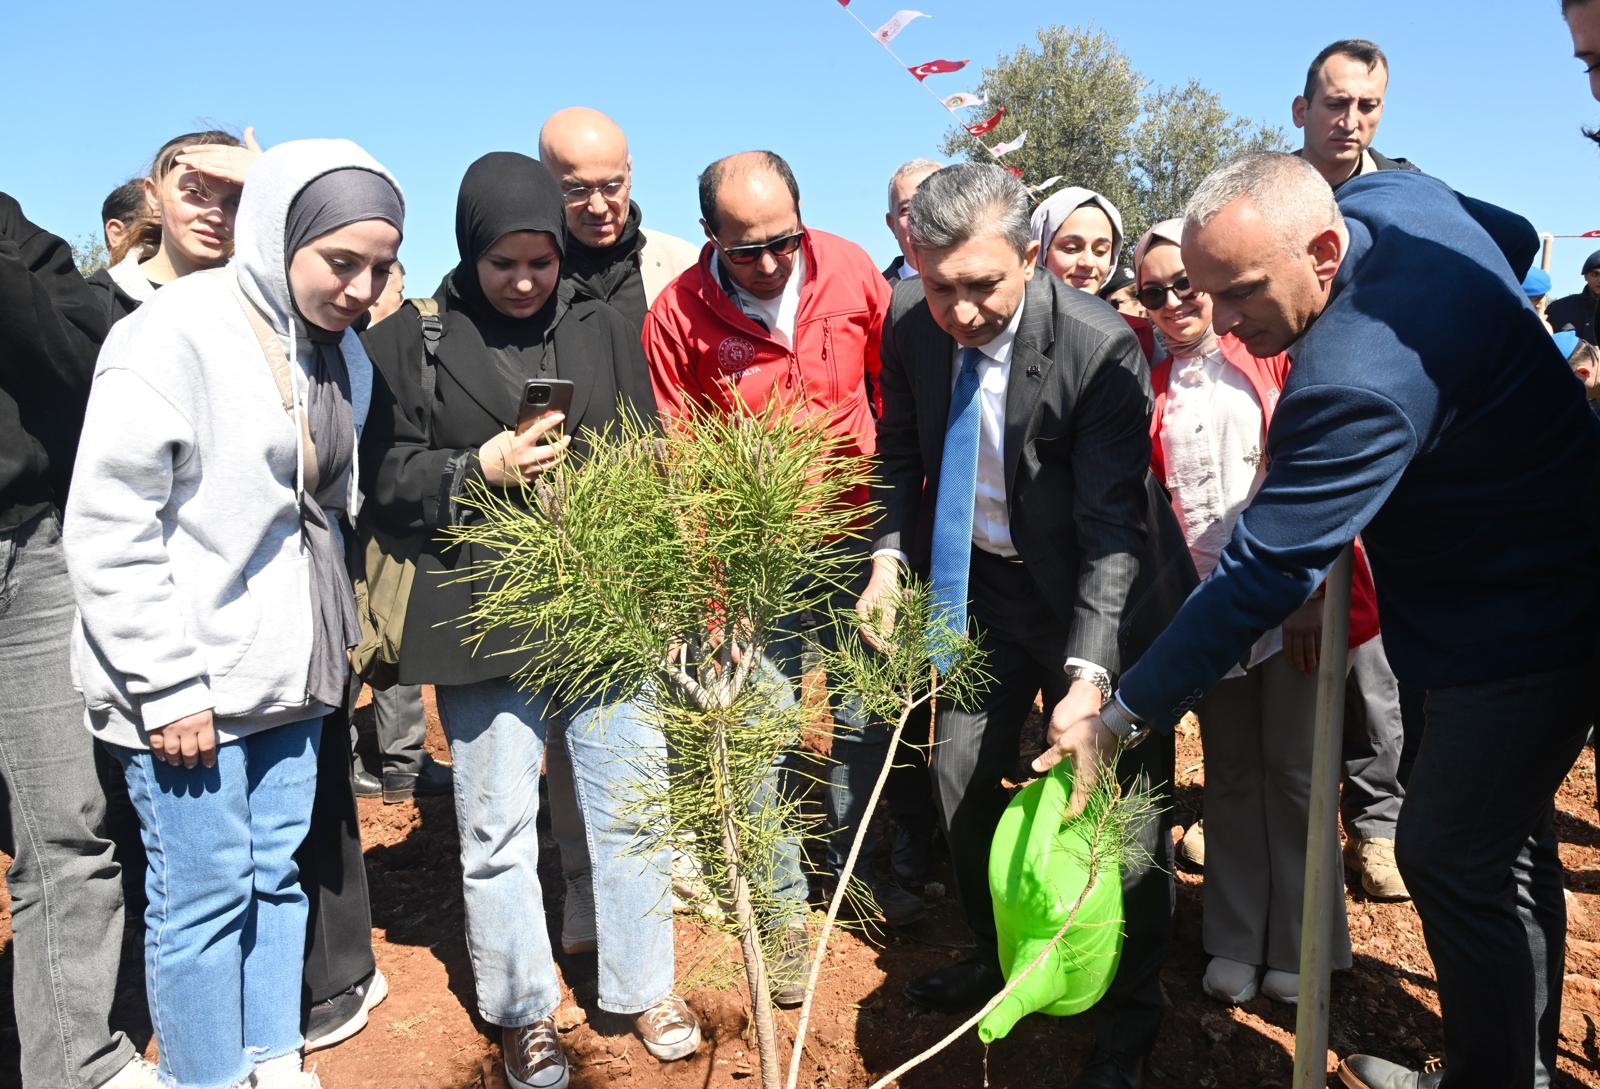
[72,234,107,277]
[941,25,1288,247]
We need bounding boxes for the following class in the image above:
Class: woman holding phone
[359,151,698,1089]
[65,139,404,1089]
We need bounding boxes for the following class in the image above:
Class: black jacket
[0,193,108,530]
[1547,289,1600,346]
[873,275,1195,677]
[359,284,656,686]
[84,266,145,327]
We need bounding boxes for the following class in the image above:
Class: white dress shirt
[957,301,1025,558]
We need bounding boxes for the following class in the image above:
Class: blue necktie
[928,346,985,671]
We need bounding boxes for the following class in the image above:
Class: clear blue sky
[8,1,1599,294]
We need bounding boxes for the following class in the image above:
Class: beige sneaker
[252,1054,322,1088]
[1177,819,1206,870]
[1344,836,1410,901]
[502,1020,570,1089]
[634,994,701,1061]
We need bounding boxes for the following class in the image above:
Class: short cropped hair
[908,162,1030,259]
[101,180,145,226]
[697,150,800,235]
[1183,152,1343,255]
[886,158,943,215]
[1304,39,1389,100]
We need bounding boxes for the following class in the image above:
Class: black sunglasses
[1136,274,1201,311]
[717,229,805,266]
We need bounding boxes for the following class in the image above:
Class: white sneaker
[252,1053,323,1087]
[1262,968,1299,1005]
[561,876,597,954]
[101,1056,164,1089]
[1202,956,1259,1004]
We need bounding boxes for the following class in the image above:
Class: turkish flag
[965,107,1005,136]
[1004,166,1024,178]
[1583,229,1600,237]
[908,58,968,80]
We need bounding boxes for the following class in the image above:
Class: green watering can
[977,764,1125,1044]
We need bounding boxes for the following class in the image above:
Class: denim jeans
[433,677,673,1022]
[113,720,322,1089]
[0,509,137,1089]
[1395,658,1595,1089]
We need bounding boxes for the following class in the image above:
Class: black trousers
[298,675,378,1010]
[1394,657,1594,1089]
[930,551,1173,1058]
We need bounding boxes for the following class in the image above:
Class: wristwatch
[1099,693,1149,750]
[1066,664,1113,703]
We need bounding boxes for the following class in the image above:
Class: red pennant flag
[965,107,1005,136]
[1584,229,1600,237]
[1004,166,1023,178]
[837,0,850,5]
[908,58,968,80]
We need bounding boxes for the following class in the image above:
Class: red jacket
[1149,334,1379,648]
[642,229,890,512]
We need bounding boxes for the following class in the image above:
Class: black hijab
[445,151,567,342]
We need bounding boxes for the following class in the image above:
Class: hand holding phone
[478,412,569,486]
[517,379,576,436]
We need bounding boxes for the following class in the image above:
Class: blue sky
[8,1,1599,294]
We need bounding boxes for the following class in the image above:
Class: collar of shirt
[710,247,805,347]
[897,260,919,280]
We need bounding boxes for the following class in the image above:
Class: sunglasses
[716,229,806,266]
[1136,275,1201,311]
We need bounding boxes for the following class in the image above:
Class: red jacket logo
[716,336,758,373]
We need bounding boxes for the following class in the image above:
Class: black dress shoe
[382,756,453,803]
[904,955,1004,1012]
[1338,1054,1445,1089]
[352,765,382,799]
[1071,1049,1145,1089]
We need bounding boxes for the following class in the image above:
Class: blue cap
[1553,329,1581,359]
[1522,268,1552,298]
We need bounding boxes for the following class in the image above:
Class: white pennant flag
[943,91,985,110]
[874,9,929,44]
[990,131,1028,157]
[1027,175,1064,194]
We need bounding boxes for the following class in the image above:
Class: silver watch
[1066,664,1113,702]
[1099,694,1149,750]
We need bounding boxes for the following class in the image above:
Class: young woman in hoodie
[64,139,403,1089]
[360,151,699,1089]
[85,129,252,323]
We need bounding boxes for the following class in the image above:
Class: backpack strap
[227,274,318,497]
[406,298,443,438]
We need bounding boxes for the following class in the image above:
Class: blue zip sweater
[1120,171,1600,730]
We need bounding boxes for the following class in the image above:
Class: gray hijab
[283,167,403,709]
[1028,186,1126,270]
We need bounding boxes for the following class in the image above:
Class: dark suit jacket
[874,274,1196,678]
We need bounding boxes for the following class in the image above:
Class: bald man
[538,106,699,331]
[641,150,912,999]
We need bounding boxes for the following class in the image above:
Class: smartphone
[516,379,576,437]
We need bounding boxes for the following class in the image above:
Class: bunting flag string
[831,1,1021,174]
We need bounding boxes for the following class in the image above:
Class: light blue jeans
[433,677,673,1023]
[113,719,322,1089]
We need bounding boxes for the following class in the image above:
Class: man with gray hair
[859,161,1194,1088]
[1036,151,1600,1089]
[882,157,941,281]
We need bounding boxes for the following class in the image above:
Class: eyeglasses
[1136,274,1200,311]
[715,229,806,266]
[561,179,627,206]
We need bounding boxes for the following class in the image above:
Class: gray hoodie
[65,139,400,748]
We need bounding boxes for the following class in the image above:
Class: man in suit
[858,162,1194,1089]
[882,158,941,283]
[1037,153,1600,1089]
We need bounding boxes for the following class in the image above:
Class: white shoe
[1262,968,1299,1005]
[252,1053,322,1088]
[561,875,597,954]
[102,1056,164,1089]
[1202,956,1258,1004]
[1177,819,1206,870]
[633,994,701,1061]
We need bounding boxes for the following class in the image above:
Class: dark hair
[697,150,800,235]
[101,180,145,227]
[1303,39,1389,100]
[120,129,243,263]
[1565,0,1597,12]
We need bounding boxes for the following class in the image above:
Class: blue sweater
[1120,171,1600,730]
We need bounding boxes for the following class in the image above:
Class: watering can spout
[976,958,1054,1043]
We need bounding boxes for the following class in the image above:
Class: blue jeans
[433,677,673,1022]
[113,720,322,1089]
[0,509,138,1089]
